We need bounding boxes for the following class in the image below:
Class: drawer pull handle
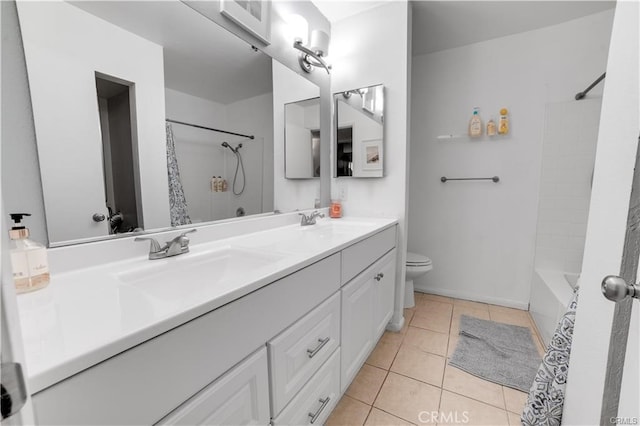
[307,337,330,358]
[374,272,384,281]
[308,396,331,424]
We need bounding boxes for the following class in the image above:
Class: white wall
[273,60,321,212]
[564,1,639,423]
[227,92,274,216]
[16,1,170,243]
[534,99,602,273]
[330,1,411,329]
[408,10,614,308]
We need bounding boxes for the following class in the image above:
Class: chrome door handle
[1,362,27,420]
[306,337,330,358]
[602,275,640,302]
[308,396,331,424]
[92,213,106,222]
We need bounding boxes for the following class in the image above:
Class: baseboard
[413,285,529,310]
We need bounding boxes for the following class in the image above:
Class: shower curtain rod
[166,119,255,140]
[575,72,606,100]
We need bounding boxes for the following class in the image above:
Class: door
[373,249,397,339]
[340,272,374,392]
[562,1,639,423]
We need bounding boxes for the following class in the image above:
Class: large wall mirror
[12,0,323,246]
[334,84,384,178]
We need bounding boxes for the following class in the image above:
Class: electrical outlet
[338,184,348,201]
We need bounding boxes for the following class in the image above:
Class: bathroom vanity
[17,215,397,425]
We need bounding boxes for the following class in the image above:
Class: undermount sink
[115,246,283,301]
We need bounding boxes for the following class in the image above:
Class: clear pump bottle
[9,213,50,293]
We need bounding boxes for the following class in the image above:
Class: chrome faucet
[299,211,325,226]
[135,229,196,260]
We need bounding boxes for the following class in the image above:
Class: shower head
[221,141,230,148]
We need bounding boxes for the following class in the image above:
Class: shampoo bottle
[468,108,483,138]
[498,108,509,135]
[487,117,497,136]
[9,213,50,293]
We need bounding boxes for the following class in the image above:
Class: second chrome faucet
[299,211,325,226]
[135,229,196,260]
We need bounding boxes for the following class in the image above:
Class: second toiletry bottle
[468,107,483,138]
[9,213,50,293]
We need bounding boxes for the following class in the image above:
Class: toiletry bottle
[211,176,217,192]
[498,108,509,135]
[486,117,497,136]
[221,179,228,192]
[214,176,220,192]
[330,200,342,218]
[468,108,483,138]
[9,213,50,293]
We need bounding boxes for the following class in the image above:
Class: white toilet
[404,252,433,308]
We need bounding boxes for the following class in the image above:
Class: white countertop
[17,217,397,393]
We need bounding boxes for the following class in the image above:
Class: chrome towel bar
[441,176,500,183]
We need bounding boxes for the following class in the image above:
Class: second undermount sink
[115,246,284,302]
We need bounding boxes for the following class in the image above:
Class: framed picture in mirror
[220,0,271,44]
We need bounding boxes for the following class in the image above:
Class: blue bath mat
[449,315,541,392]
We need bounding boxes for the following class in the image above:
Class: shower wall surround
[408,10,614,308]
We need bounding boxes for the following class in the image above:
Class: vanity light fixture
[294,29,331,74]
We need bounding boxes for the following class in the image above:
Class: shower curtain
[165,123,192,226]
[522,289,579,426]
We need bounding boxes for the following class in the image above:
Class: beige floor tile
[390,345,446,387]
[416,292,453,304]
[366,331,404,370]
[447,333,459,358]
[411,307,452,334]
[373,372,441,425]
[346,364,388,405]
[415,299,453,316]
[452,299,490,311]
[442,365,505,409]
[503,387,528,415]
[326,395,372,426]
[365,408,415,426]
[400,309,415,335]
[450,305,491,336]
[438,391,509,426]
[403,327,448,357]
[507,410,523,425]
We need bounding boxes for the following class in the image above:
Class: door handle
[92,213,106,222]
[601,275,640,302]
[1,362,27,420]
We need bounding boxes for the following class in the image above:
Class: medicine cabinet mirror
[285,97,321,179]
[11,1,323,246]
[334,84,384,178]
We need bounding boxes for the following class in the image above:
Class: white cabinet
[268,293,341,416]
[341,249,396,391]
[272,349,341,426]
[157,348,270,426]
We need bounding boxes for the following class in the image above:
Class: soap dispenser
[9,213,50,293]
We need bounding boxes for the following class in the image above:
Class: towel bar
[441,176,500,183]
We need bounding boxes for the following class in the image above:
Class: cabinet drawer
[268,293,340,416]
[341,226,396,284]
[157,347,269,425]
[272,349,340,426]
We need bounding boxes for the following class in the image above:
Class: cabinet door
[373,249,397,339]
[157,347,270,426]
[340,273,374,392]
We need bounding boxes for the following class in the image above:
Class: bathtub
[530,269,578,346]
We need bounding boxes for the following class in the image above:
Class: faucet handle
[175,229,197,247]
[135,236,163,253]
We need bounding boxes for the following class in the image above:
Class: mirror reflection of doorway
[336,126,353,177]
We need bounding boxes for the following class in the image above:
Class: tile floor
[326,292,546,426]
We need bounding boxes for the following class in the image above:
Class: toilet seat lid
[406,252,432,266]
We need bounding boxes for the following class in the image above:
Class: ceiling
[313,0,615,56]
[70,1,272,105]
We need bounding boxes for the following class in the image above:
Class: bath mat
[449,315,541,392]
